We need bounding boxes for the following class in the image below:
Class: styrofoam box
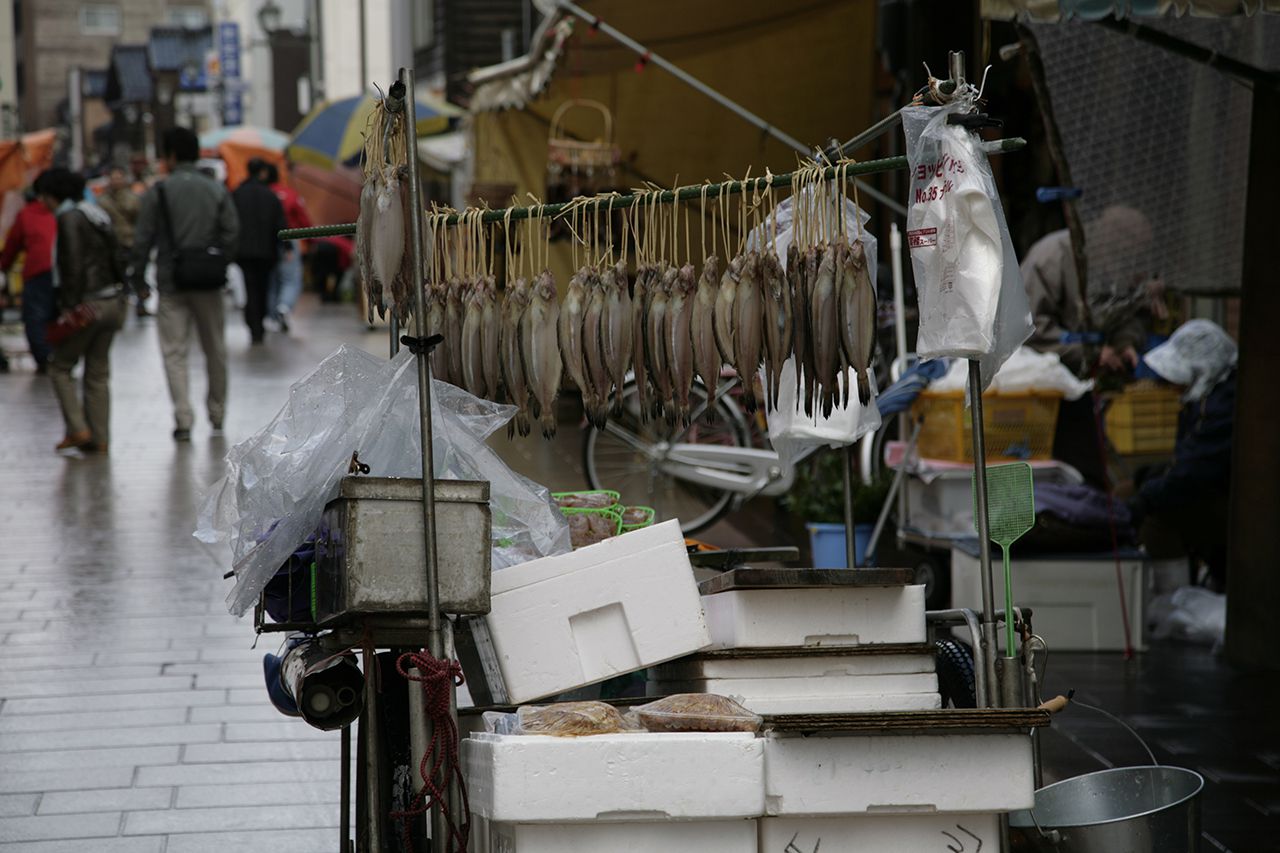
[485,520,711,703]
[644,687,941,715]
[760,813,1000,853]
[648,672,939,700]
[764,732,1033,815]
[950,546,1146,652]
[702,585,926,648]
[652,651,936,680]
[464,732,764,823]
[472,816,756,853]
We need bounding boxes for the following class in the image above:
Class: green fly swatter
[973,463,1035,653]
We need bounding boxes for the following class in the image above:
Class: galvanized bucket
[1009,766,1204,853]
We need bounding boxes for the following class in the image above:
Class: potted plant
[783,449,891,567]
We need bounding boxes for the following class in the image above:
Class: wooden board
[765,708,1051,735]
[699,567,915,595]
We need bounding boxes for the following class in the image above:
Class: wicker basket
[912,390,1062,463]
[1104,381,1180,455]
[546,99,620,178]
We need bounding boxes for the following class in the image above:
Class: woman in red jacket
[0,171,58,372]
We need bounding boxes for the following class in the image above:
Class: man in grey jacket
[131,127,240,441]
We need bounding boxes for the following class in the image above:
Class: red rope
[390,650,470,853]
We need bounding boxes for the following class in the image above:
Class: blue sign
[218,21,242,125]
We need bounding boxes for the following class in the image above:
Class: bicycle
[582,370,822,534]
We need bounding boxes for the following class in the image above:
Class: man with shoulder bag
[131,127,240,441]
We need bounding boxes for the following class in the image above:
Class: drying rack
[281,53,1026,851]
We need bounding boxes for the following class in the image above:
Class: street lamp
[257,1,282,36]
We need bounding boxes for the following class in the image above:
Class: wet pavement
[1,295,1276,851]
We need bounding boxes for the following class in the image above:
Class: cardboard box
[484,521,710,703]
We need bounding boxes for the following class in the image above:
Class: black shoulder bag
[157,184,229,291]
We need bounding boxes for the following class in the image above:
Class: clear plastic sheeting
[903,104,1033,389]
[197,345,571,616]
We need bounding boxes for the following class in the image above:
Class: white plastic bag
[197,345,571,616]
[903,104,1032,389]
[752,193,882,474]
[929,346,1094,400]
[1147,585,1226,651]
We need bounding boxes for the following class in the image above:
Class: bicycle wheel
[583,379,749,534]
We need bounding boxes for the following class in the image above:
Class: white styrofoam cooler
[760,813,1001,853]
[484,521,711,703]
[464,732,764,823]
[652,651,937,680]
[950,546,1146,652]
[764,733,1034,815]
[472,816,756,853]
[702,585,927,648]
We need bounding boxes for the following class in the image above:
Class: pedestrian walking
[40,168,127,453]
[266,162,312,332]
[97,164,149,317]
[231,159,286,344]
[131,126,240,442]
[0,171,59,373]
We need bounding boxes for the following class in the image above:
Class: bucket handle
[549,98,614,144]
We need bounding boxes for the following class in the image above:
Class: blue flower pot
[806,522,876,568]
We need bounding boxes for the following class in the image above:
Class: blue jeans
[21,272,55,368]
[268,249,303,318]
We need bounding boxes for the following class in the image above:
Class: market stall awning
[982,0,1280,19]
[417,130,468,173]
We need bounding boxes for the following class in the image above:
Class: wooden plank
[765,708,1050,734]
[699,567,914,595]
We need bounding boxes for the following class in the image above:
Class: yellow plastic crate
[912,390,1062,463]
[1105,382,1180,455]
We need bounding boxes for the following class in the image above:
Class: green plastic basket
[552,489,622,510]
[620,505,656,531]
[559,506,624,549]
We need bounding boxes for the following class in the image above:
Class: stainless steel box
[314,476,491,622]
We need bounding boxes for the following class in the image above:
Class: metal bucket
[1009,766,1204,853]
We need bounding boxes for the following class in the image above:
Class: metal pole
[358,0,368,95]
[399,66,453,851]
[969,360,1001,708]
[341,724,351,853]
[361,667,384,853]
[842,445,858,568]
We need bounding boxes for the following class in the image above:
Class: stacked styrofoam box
[674,583,939,713]
[483,520,711,704]
[648,648,940,714]
[463,732,762,853]
[759,732,1034,852]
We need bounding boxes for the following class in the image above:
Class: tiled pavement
[3,295,1278,851]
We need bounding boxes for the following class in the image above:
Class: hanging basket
[546,98,621,179]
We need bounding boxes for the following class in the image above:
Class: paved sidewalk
[0,298,399,853]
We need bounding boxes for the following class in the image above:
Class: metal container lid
[335,476,490,503]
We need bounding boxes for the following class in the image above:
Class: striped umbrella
[286,93,461,170]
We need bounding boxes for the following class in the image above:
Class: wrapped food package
[631,693,763,734]
[553,490,622,510]
[515,701,637,737]
[561,507,623,549]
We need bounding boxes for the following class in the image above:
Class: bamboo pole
[279,139,1025,241]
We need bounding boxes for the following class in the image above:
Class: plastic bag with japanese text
[197,345,570,616]
[902,103,1032,390]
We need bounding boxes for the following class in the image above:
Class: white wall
[213,0,309,130]
[320,0,409,102]
[0,0,17,136]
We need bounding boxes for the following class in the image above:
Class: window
[80,4,122,37]
[413,0,434,49]
[166,6,209,28]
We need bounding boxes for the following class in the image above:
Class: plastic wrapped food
[632,694,763,734]
[562,507,623,548]
[620,505,656,529]
[516,701,636,737]
[553,490,621,509]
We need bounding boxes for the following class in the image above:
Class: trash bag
[197,345,571,616]
[903,103,1033,390]
[1147,585,1226,651]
